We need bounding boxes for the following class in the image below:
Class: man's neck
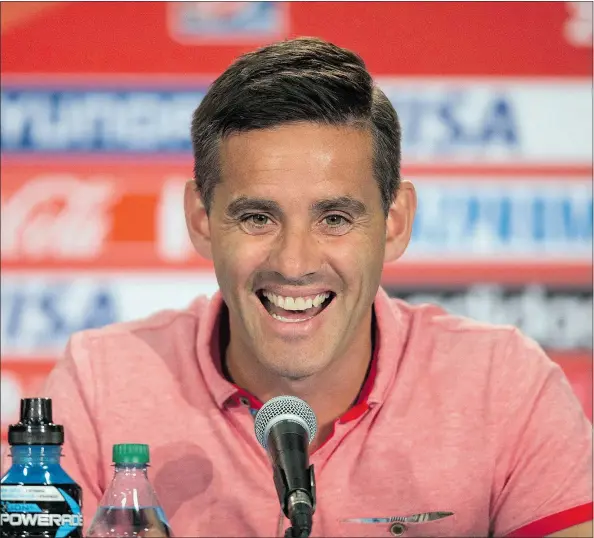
[221,307,375,451]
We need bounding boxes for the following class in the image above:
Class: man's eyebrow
[225,196,369,218]
[225,197,282,217]
[310,196,368,216]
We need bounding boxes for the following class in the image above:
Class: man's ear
[384,180,417,264]
[184,180,213,260]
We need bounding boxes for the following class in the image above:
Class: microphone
[254,396,318,538]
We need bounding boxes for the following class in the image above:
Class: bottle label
[1,484,83,537]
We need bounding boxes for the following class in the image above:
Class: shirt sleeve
[1,332,106,534]
[489,328,593,537]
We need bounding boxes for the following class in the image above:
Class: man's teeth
[263,291,330,311]
[271,313,310,323]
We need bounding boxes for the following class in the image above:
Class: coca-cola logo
[1,175,117,260]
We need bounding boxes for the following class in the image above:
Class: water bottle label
[1,484,83,537]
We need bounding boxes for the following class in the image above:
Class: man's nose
[267,224,323,280]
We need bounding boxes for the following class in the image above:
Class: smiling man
[189,121,403,448]
[10,38,592,537]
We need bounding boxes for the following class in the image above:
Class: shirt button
[390,523,407,536]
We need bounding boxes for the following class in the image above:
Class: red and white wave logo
[1,164,200,268]
[1,175,116,260]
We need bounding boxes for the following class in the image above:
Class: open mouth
[256,290,335,323]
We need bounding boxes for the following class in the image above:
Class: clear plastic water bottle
[1,398,83,538]
[87,444,172,537]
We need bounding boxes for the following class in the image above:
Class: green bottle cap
[112,443,150,465]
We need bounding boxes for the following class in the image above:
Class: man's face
[196,123,395,380]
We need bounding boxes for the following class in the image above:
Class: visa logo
[0,282,118,354]
[392,91,518,154]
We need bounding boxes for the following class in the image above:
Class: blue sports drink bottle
[1,398,83,537]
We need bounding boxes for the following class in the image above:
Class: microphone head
[254,396,318,449]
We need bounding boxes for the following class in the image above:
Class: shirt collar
[195,287,407,418]
[195,291,238,408]
[366,287,408,406]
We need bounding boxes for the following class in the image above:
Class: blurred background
[1,1,592,452]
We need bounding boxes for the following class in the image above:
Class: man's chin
[274,370,316,382]
[258,353,328,382]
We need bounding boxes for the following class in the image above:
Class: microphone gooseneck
[254,396,318,538]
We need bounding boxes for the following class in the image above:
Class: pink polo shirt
[3,288,592,537]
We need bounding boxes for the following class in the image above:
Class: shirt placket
[224,396,286,537]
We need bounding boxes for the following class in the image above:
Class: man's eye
[324,215,348,227]
[244,214,270,227]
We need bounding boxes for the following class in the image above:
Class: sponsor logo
[386,284,593,351]
[2,82,591,162]
[1,89,203,152]
[167,2,288,43]
[379,81,592,163]
[389,88,520,156]
[0,280,118,355]
[341,511,454,536]
[0,274,220,355]
[1,167,196,266]
[1,174,117,261]
[0,512,82,527]
[409,179,592,260]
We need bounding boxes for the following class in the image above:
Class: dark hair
[191,37,401,216]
